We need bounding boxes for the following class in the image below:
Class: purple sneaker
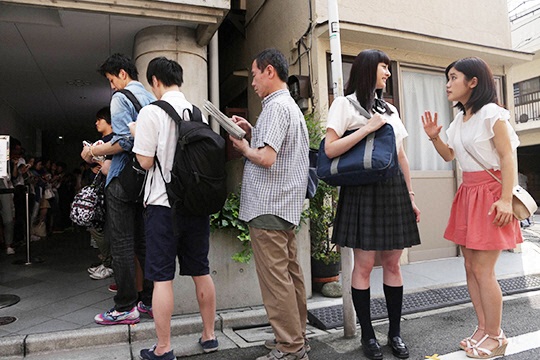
[137,301,153,318]
[94,306,139,325]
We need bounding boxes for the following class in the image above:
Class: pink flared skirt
[444,170,523,250]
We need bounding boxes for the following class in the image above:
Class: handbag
[460,137,537,220]
[70,172,106,227]
[31,221,47,237]
[316,97,398,186]
[117,153,146,203]
[44,187,54,199]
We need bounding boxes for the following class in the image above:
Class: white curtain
[401,69,453,171]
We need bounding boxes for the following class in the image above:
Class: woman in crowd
[324,49,421,360]
[422,57,522,359]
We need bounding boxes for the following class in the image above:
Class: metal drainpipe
[328,0,356,339]
[209,31,220,134]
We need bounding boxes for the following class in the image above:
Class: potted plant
[304,113,341,288]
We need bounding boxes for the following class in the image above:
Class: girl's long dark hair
[345,49,392,114]
[445,57,498,114]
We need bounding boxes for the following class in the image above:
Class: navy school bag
[316,97,399,186]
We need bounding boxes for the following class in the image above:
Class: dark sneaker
[140,344,175,360]
[265,338,311,352]
[108,283,118,293]
[137,301,153,318]
[199,337,219,353]
[256,348,308,360]
[94,306,139,325]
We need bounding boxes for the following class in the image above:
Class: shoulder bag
[114,88,147,203]
[70,172,106,227]
[460,132,537,220]
[316,97,399,186]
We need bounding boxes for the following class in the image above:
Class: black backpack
[152,100,228,216]
[114,89,147,202]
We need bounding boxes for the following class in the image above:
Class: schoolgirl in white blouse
[422,57,522,359]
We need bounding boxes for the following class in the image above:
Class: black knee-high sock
[352,287,375,340]
[383,284,403,338]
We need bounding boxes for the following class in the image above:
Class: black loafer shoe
[361,338,383,360]
[388,336,409,359]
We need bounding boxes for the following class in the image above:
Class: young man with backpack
[131,57,219,359]
[81,53,154,325]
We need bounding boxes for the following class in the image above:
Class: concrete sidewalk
[1,216,539,359]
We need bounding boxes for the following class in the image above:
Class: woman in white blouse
[422,57,522,359]
[325,49,421,360]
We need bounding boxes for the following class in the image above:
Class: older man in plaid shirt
[230,48,310,360]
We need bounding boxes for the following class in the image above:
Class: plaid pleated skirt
[331,170,421,251]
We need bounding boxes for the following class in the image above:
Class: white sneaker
[87,264,103,274]
[6,247,15,255]
[89,266,114,280]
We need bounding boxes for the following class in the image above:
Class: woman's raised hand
[421,111,442,139]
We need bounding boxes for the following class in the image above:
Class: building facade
[219,0,533,262]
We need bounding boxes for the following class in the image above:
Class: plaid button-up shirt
[239,89,309,226]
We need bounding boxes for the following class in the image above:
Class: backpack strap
[151,100,203,124]
[152,100,183,124]
[114,89,143,113]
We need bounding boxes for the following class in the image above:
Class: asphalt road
[185,291,540,360]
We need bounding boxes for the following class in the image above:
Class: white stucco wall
[315,0,512,49]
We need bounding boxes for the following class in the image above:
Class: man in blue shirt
[82,53,154,325]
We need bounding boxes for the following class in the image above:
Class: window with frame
[514,76,540,124]
[400,68,453,171]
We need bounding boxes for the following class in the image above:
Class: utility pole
[328,0,356,339]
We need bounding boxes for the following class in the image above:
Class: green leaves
[303,112,341,266]
[210,191,252,263]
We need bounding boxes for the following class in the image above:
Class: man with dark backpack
[131,57,220,359]
[82,53,154,325]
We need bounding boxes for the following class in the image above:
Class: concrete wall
[0,99,38,157]
[241,0,312,119]
[314,0,512,49]
[134,26,208,109]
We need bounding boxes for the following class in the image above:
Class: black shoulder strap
[151,100,203,124]
[115,89,143,113]
[151,100,182,124]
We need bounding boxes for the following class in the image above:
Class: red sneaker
[108,283,118,293]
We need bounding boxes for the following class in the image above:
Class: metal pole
[328,0,344,99]
[328,0,356,339]
[209,31,220,134]
[25,186,31,265]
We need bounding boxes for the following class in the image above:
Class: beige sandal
[460,326,481,350]
[466,330,508,359]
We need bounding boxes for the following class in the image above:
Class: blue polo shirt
[106,81,155,186]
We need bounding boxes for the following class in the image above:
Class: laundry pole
[328,0,356,339]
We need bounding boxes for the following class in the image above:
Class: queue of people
[1,137,79,255]
[0,47,525,360]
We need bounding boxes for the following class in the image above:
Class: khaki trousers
[250,226,307,353]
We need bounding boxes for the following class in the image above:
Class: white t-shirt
[326,95,408,151]
[446,103,520,172]
[133,90,207,207]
